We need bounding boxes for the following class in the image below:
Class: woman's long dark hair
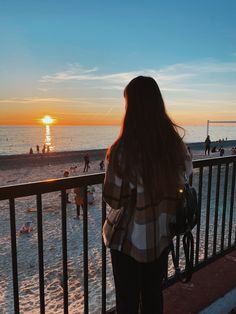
[107,76,187,200]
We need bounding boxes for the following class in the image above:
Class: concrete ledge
[199,287,236,314]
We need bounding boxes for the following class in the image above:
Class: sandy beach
[0,149,111,314]
[0,145,235,313]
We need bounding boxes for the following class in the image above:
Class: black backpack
[171,182,198,283]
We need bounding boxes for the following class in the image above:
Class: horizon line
[0,123,226,127]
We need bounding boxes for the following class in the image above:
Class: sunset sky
[1,0,236,126]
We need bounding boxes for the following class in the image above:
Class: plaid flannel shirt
[102,150,193,263]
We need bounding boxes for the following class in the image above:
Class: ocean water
[0,124,236,155]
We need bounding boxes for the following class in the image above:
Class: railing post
[101,190,107,314]
[61,190,68,314]
[221,163,229,251]
[83,186,89,314]
[195,166,203,265]
[204,165,212,260]
[228,162,236,247]
[36,194,45,314]
[9,198,20,314]
[213,164,221,256]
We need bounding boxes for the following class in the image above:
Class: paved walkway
[164,249,236,314]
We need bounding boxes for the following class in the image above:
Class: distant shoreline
[187,139,236,148]
[0,149,107,170]
[1,140,236,170]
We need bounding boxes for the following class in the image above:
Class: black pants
[111,247,169,314]
[205,146,210,155]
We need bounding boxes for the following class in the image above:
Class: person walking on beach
[83,153,90,172]
[205,135,211,155]
[36,145,40,153]
[102,76,192,314]
[74,187,84,218]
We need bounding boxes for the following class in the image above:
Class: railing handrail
[193,155,236,167]
[1,155,236,201]
[0,172,105,200]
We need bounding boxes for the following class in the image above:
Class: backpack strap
[171,230,194,283]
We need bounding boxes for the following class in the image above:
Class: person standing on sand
[36,145,40,153]
[205,135,211,156]
[187,145,193,159]
[83,153,90,172]
[100,160,104,170]
[63,170,71,203]
[46,145,50,153]
[102,76,192,314]
[74,187,84,218]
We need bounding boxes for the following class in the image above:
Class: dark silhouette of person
[83,154,90,172]
[63,170,71,203]
[205,135,211,156]
[211,146,217,153]
[74,187,84,218]
[187,146,193,159]
[219,147,225,156]
[42,144,46,154]
[100,160,104,170]
[29,147,33,154]
[36,145,40,153]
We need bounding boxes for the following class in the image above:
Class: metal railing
[0,156,236,313]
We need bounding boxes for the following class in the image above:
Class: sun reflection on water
[44,125,54,151]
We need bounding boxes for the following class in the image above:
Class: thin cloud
[37,87,49,92]
[40,70,135,84]
[159,60,236,74]
[161,87,196,92]
[104,107,114,117]
[66,63,98,73]
[4,59,236,108]
[39,60,236,96]
[39,65,194,85]
[33,59,236,118]
[96,85,123,90]
[0,97,66,103]
[0,96,121,105]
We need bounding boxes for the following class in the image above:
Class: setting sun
[41,115,54,125]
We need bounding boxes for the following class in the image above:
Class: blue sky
[1,0,236,125]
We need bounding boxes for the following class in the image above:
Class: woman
[103,76,192,314]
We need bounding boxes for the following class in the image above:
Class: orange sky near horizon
[1,61,236,127]
[2,91,233,127]
[0,112,123,126]
[0,112,219,126]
